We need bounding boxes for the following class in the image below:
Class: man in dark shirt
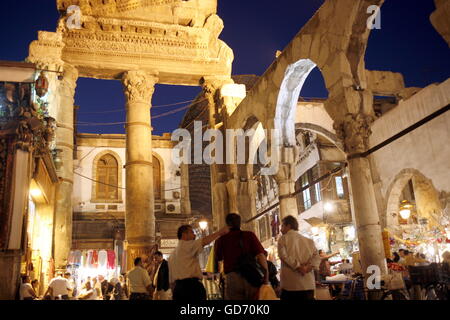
[215,213,269,300]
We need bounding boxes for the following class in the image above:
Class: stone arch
[228,0,385,149]
[91,150,123,203]
[152,151,165,201]
[384,168,443,231]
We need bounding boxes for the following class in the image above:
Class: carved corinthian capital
[122,71,158,104]
[333,113,374,155]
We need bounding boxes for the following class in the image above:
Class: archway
[385,169,444,233]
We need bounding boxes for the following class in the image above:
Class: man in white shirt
[20,275,37,300]
[168,224,229,301]
[127,257,152,300]
[277,215,320,301]
[44,272,72,300]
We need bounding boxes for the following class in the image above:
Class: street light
[199,219,208,231]
[399,200,413,220]
[324,202,334,213]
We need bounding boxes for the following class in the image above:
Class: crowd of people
[19,212,450,301]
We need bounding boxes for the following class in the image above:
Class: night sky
[1,0,448,135]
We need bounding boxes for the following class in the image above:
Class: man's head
[399,249,405,257]
[177,225,196,241]
[281,215,298,234]
[64,272,71,279]
[31,279,38,287]
[134,257,143,267]
[318,249,325,257]
[154,251,164,263]
[85,281,92,290]
[21,275,30,283]
[225,213,241,230]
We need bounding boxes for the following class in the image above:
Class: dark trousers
[54,295,69,300]
[280,289,315,301]
[129,292,150,300]
[173,278,206,302]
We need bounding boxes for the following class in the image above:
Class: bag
[382,272,405,290]
[236,232,265,288]
[258,284,278,300]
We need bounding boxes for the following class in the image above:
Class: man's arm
[28,286,37,299]
[256,253,269,285]
[43,286,52,298]
[201,226,229,247]
[277,236,299,271]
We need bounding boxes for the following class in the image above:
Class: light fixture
[324,202,334,213]
[199,219,208,231]
[30,188,42,197]
[399,200,413,220]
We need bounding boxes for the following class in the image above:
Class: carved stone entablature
[30,1,232,84]
[57,0,217,27]
[28,31,65,71]
[333,113,374,155]
[122,71,158,104]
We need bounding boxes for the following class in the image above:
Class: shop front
[23,157,58,297]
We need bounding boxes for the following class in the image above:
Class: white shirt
[168,239,203,283]
[278,230,320,291]
[49,276,71,297]
[20,283,34,300]
[127,266,151,293]
[80,288,97,300]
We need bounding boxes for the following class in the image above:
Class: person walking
[214,213,269,300]
[278,215,320,301]
[119,274,129,300]
[152,251,171,300]
[127,257,152,300]
[168,224,229,301]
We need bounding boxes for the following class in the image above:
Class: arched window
[153,155,162,200]
[96,154,119,200]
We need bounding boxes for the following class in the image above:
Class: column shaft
[54,64,78,269]
[334,112,387,291]
[122,71,158,270]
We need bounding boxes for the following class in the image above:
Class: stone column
[180,163,192,215]
[275,147,298,219]
[122,71,158,271]
[54,64,78,269]
[201,77,234,230]
[334,113,387,283]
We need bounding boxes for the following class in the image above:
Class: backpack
[235,232,265,288]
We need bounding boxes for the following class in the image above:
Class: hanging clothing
[68,251,76,265]
[91,250,99,268]
[98,250,108,269]
[86,250,94,268]
[107,250,116,269]
[73,250,82,265]
[82,251,89,268]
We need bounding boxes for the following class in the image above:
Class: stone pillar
[201,77,234,230]
[122,70,158,271]
[275,147,298,219]
[180,163,191,215]
[334,113,387,283]
[54,64,78,269]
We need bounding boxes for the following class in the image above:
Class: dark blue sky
[0,0,448,135]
